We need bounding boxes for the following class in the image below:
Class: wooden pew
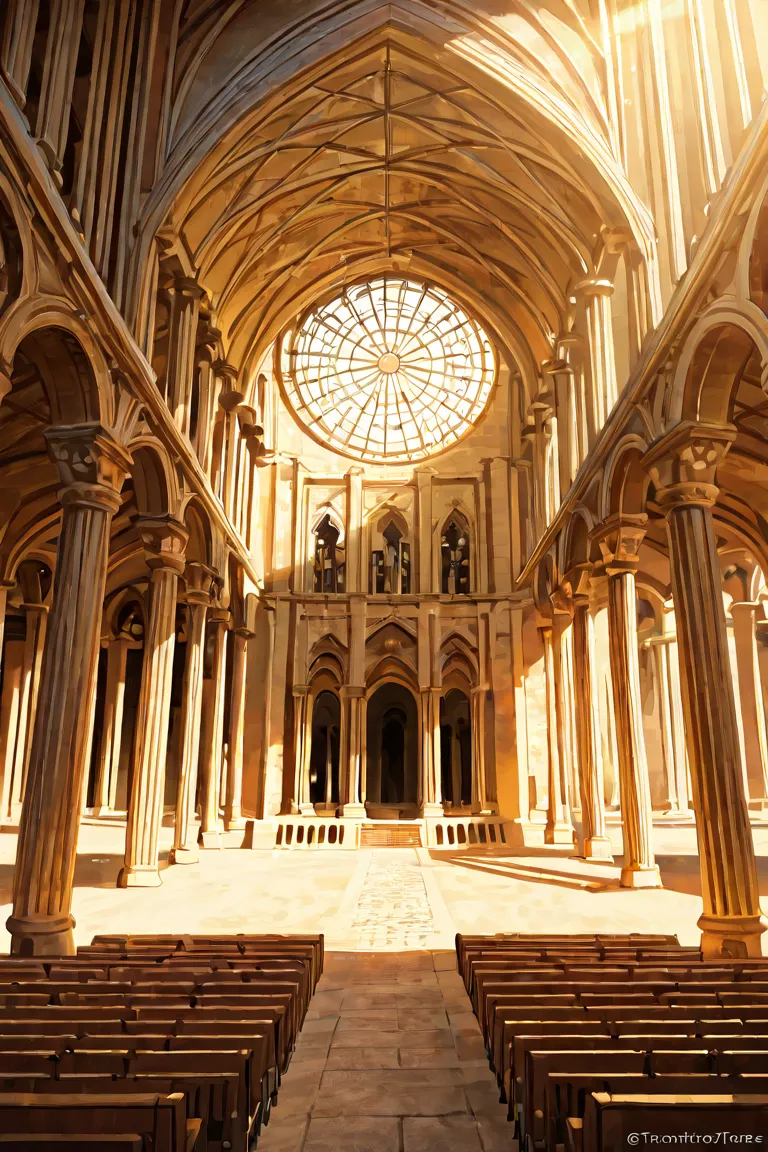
[581,1092,768,1151]
[0,1092,196,1152]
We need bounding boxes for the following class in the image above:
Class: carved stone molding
[643,421,736,510]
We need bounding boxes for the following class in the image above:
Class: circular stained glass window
[280,277,496,463]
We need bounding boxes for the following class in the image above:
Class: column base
[545,822,574,845]
[342,803,366,818]
[116,865,163,888]
[198,829,222,849]
[421,803,444,818]
[224,815,247,831]
[298,804,316,817]
[90,806,114,818]
[168,846,198,865]
[698,912,768,958]
[582,836,614,861]
[619,863,662,889]
[6,913,76,957]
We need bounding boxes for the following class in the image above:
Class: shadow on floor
[439,853,622,893]
[0,849,173,905]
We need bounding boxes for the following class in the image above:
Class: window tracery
[281,277,496,464]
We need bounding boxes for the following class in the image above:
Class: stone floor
[2,821,768,1149]
[261,950,508,1152]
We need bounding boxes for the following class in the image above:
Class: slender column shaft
[572,598,613,859]
[730,602,768,809]
[119,517,187,888]
[10,604,47,812]
[606,568,660,887]
[540,623,572,843]
[35,0,86,174]
[170,572,211,863]
[420,687,443,812]
[470,687,486,812]
[92,636,130,815]
[224,631,248,830]
[198,612,229,845]
[1,0,41,108]
[293,686,314,815]
[341,686,366,815]
[8,426,127,955]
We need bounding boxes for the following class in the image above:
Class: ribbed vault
[139,7,656,385]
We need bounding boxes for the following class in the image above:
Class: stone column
[8,425,129,955]
[470,686,488,813]
[224,628,250,831]
[92,632,131,816]
[198,608,229,847]
[568,565,613,860]
[645,422,767,956]
[341,686,366,816]
[420,687,443,814]
[648,620,691,816]
[595,515,660,888]
[575,279,617,440]
[9,592,47,814]
[293,685,314,815]
[539,618,573,844]
[346,467,364,594]
[416,467,435,593]
[170,563,214,863]
[35,0,86,178]
[165,277,206,435]
[1,0,41,108]
[118,517,188,889]
[219,378,244,523]
[729,601,768,811]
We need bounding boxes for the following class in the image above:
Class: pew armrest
[566,1116,583,1152]
[185,1118,204,1152]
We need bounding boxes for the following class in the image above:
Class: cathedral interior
[2,1,768,1147]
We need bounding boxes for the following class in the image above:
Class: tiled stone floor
[259,950,510,1152]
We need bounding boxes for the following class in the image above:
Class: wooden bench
[0,1092,197,1152]
[581,1091,768,1151]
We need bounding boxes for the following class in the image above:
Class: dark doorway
[309,691,340,809]
[440,689,472,807]
[366,682,418,814]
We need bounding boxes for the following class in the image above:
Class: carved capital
[565,562,594,605]
[591,513,647,575]
[136,515,188,575]
[550,584,574,621]
[340,685,366,700]
[572,277,614,299]
[173,275,207,303]
[45,424,131,514]
[184,561,217,606]
[643,421,735,511]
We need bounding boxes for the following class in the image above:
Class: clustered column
[645,422,767,956]
[198,607,229,847]
[595,515,660,888]
[118,517,188,888]
[538,613,573,844]
[170,562,215,863]
[7,425,130,955]
[567,564,613,860]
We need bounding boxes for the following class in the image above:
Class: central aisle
[260,949,510,1152]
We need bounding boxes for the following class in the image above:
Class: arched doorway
[440,689,472,808]
[365,683,418,816]
[309,691,340,810]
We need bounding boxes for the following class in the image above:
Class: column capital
[293,683,311,697]
[572,277,614,299]
[45,424,131,513]
[172,275,207,302]
[643,421,736,511]
[209,606,230,627]
[730,600,761,622]
[136,515,188,575]
[340,685,366,700]
[550,584,574,621]
[184,561,217,606]
[591,513,647,575]
[565,562,594,605]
